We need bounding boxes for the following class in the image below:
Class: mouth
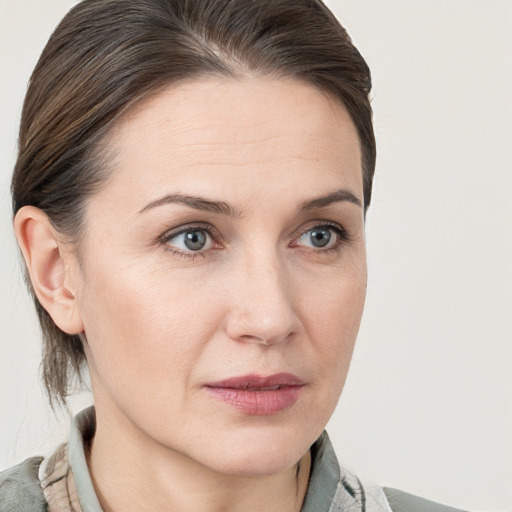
[204,373,305,415]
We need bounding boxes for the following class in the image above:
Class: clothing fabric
[0,407,469,512]
[0,456,46,512]
[37,407,391,511]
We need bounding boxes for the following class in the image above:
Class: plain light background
[1,1,511,510]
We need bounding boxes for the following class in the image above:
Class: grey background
[1,1,511,509]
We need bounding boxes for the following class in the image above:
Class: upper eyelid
[295,220,348,237]
[159,222,219,242]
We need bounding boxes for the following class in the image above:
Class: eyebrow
[298,188,362,211]
[138,188,361,216]
[138,193,240,216]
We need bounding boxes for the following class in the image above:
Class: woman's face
[74,77,366,476]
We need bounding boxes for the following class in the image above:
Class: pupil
[310,228,331,248]
[184,231,206,250]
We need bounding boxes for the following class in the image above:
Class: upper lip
[205,373,304,390]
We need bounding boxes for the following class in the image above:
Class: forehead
[97,77,362,209]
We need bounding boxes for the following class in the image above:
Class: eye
[163,227,214,254]
[294,224,347,250]
[301,227,332,248]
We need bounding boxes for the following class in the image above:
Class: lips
[204,373,305,415]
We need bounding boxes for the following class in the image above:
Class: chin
[193,426,315,477]
[209,450,303,478]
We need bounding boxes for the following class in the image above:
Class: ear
[13,206,84,335]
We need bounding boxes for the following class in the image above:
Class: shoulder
[384,487,470,512]
[0,457,48,511]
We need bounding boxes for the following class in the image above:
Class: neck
[86,405,311,512]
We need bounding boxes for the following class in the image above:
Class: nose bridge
[226,245,297,345]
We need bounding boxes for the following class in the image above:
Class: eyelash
[158,221,350,259]
[292,221,350,254]
[159,222,218,260]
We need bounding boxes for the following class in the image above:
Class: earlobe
[13,206,84,335]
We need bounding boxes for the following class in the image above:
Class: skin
[16,77,367,511]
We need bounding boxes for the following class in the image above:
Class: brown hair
[12,0,375,405]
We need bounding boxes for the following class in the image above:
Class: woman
[0,0,472,510]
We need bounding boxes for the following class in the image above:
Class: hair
[11,0,375,406]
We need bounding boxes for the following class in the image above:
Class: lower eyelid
[164,247,207,259]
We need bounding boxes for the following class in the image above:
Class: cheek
[77,257,222,397]
[299,256,367,386]
[301,252,367,339]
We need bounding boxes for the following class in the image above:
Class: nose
[224,251,299,346]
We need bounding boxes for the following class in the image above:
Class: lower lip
[205,386,303,415]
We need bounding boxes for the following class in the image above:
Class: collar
[68,406,103,511]
[67,406,390,512]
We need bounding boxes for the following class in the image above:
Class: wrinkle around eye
[288,219,353,257]
[161,227,216,255]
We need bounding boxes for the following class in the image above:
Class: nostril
[233,329,296,346]
[239,334,266,343]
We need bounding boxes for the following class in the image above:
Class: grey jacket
[0,457,469,512]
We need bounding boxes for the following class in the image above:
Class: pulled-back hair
[11,0,375,405]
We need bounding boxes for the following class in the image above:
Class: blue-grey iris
[310,228,331,248]
[184,230,207,250]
